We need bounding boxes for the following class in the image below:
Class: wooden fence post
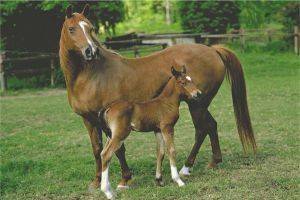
[267,29,272,43]
[50,58,55,87]
[294,26,299,55]
[240,29,245,51]
[134,46,140,58]
[0,52,6,92]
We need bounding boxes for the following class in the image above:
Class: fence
[1,26,299,92]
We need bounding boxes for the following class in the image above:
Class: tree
[0,1,125,52]
[177,1,240,34]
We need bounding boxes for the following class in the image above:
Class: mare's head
[171,66,202,100]
[60,4,100,61]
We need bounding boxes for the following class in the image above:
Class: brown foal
[98,66,201,199]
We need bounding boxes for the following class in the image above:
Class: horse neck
[59,28,119,91]
[157,78,181,107]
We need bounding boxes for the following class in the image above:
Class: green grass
[1,49,299,199]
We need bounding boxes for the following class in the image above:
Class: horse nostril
[197,91,202,97]
[85,47,92,57]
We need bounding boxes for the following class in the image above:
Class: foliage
[177,1,240,34]
[281,2,300,32]
[238,1,290,29]
[98,1,125,36]
[0,1,125,52]
[1,50,299,199]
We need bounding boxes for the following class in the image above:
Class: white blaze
[78,21,96,53]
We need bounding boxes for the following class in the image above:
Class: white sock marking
[101,167,113,199]
[171,165,185,187]
[179,165,191,176]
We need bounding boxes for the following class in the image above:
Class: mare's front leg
[83,118,103,190]
[161,126,185,187]
[154,132,165,186]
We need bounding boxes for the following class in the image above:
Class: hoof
[155,177,164,187]
[117,178,132,190]
[179,165,191,176]
[207,158,222,169]
[117,184,130,190]
[103,190,114,199]
[88,179,100,192]
[173,178,185,187]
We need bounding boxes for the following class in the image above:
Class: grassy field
[1,49,299,199]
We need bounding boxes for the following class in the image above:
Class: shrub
[177,1,240,34]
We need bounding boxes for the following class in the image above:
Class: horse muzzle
[83,45,99,61]
[191,90,202,100]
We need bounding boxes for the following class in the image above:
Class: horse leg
[115,144,133,189]
[180,104,207,176]
[206,111,222,168]
[154,132,165,186]
[161,126,185,187]
[83,118,102,190]
[101,137,123,199]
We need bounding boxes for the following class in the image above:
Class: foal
[98,66,202,199]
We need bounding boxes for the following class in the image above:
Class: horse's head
[61,4,99,61]
[171,66,202,100]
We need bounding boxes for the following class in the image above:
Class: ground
[1,50,299,199]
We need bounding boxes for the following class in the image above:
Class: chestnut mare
[98,66,201,198]
[59,5,256,190]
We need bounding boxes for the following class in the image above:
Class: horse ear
[182,65,187,74]
[66,5,73,18]
[82,4,90,17]
[171,66,180,77]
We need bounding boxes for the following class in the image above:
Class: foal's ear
[171,66,181,78]
[82,4,90,17]
[66,5,73,19]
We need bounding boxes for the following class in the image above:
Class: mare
[59,4,256,190]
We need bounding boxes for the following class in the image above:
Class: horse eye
[68,27,75,33]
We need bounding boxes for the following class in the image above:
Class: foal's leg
[155,132,165,186]
[161,126,185,187]
[101,137,123,199]
[83,118,103,189]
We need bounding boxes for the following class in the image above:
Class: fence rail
[1,27,299,92]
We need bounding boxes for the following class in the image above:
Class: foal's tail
[212,45,256,153]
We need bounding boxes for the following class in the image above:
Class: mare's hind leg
[161,126,185,187]
[154,132,165,186]
[180,104,222,175]
[206,112,222,168]
[115,144,133,189]
[180,104,207,176]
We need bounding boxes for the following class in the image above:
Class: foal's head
[171,66,202,100]
[61,4,99,60]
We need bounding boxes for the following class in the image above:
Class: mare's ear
[182,65,187,74]
[66,5,73,19]
[82,4,90,17]
[171,66,181,78]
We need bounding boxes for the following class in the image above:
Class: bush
[177,1,240,34]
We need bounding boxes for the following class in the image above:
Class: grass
[1,49,299,199]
